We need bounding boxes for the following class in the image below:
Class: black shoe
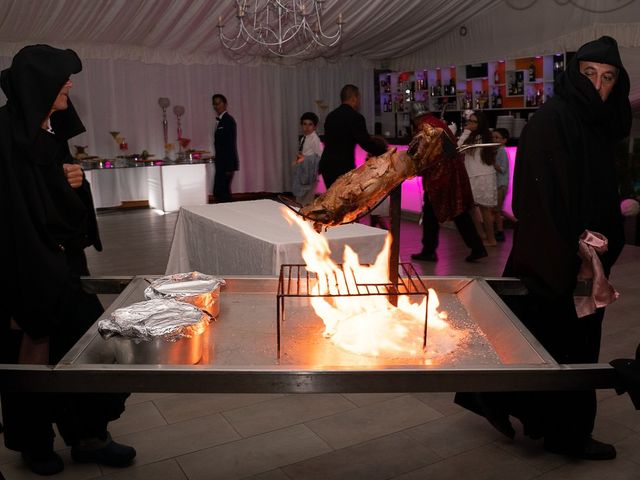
[411,252,437,262]
[465,249,488,262]
[544,436,617,460]
[21,450,64,476]
[495,231,505,242]
[71,433,136,468]
[473,393,515,440]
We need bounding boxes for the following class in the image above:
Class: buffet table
[83,159,214,212]
[165,199,389,275]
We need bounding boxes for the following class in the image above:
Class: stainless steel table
[0,276,617,394]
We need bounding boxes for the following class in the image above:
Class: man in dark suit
[212,94,239,202]
[319,84,387,188]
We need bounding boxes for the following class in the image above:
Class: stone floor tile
[535,457,640,480]
[222,394,354,437]
[305,395,442,449]
[391,444,540,480]
[492,435,567,473]
[176,425,331,480]
[0,447,20,466]
[125,393,177,406]
[405,410,505,458]
[615,432,640,465]
[598,394,640,433]
[154,393,285,424]
[101,414,239,470]
[243,469,291,480]
[282,431,439,480]
[411,392,464,416]
[108,400,167,437]
[340,393,406,407]
[592,416,637,445]
[98,459,186,480]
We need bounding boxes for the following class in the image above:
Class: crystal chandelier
[218,0,344,59]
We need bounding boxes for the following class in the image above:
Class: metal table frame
[0,276,617,394]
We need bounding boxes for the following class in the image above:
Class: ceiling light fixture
[218,0,344,59]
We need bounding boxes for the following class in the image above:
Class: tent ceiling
[0,0,503,64]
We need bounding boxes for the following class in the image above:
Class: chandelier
[218,0,344,59]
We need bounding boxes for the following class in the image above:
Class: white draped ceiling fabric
[0,0,639,194]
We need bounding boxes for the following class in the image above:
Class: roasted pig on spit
[299,123,457,232]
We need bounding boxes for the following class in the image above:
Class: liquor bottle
[449,78,456,95]
[496,90,502,108]
[516,72,524,95]
[535,89,542,106]
[528,61,536,82]
[494,68,500,84]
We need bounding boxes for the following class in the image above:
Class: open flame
[284,208,463,361]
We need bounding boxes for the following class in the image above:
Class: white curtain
[0,54,375,194]
[1,0,638,197]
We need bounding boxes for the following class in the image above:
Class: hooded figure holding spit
[0,45,136,475]
[455,36,632,461]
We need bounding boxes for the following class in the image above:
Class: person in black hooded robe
[0,45,136,475]
[455,36,632,461]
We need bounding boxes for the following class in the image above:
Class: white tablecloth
[85,167,152,209]
[166,199,389,276]
[85,163,215,212]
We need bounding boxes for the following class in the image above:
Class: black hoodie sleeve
[508,101,581,300]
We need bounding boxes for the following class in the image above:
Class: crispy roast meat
[300,123,453,232]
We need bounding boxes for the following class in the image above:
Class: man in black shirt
[319,84,387,188]
[212,93,239,202]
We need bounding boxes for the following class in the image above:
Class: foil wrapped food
[98,298,209,342]
[144,272,225,317]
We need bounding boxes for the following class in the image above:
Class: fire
[284,208,463,361]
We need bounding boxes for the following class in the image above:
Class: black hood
[0,44,85,143]
[555,36,631,141]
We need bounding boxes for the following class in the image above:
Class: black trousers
[213,167,234,203]
[1,250,128,453]
[420,191,484,254]
[456,293,603,442]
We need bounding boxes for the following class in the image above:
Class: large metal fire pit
[0,276,616,393]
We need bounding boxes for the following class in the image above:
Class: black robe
[0,44,125,452]
[455,36,632,443]
[0,44,101,340]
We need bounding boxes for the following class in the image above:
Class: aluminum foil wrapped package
[98,299,210,364]
[144,272,225,318]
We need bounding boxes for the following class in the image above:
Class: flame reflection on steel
[284,208,465,362]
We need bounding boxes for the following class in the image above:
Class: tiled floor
[1,207,639,479]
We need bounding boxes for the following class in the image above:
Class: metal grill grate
[276,263,429,357]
